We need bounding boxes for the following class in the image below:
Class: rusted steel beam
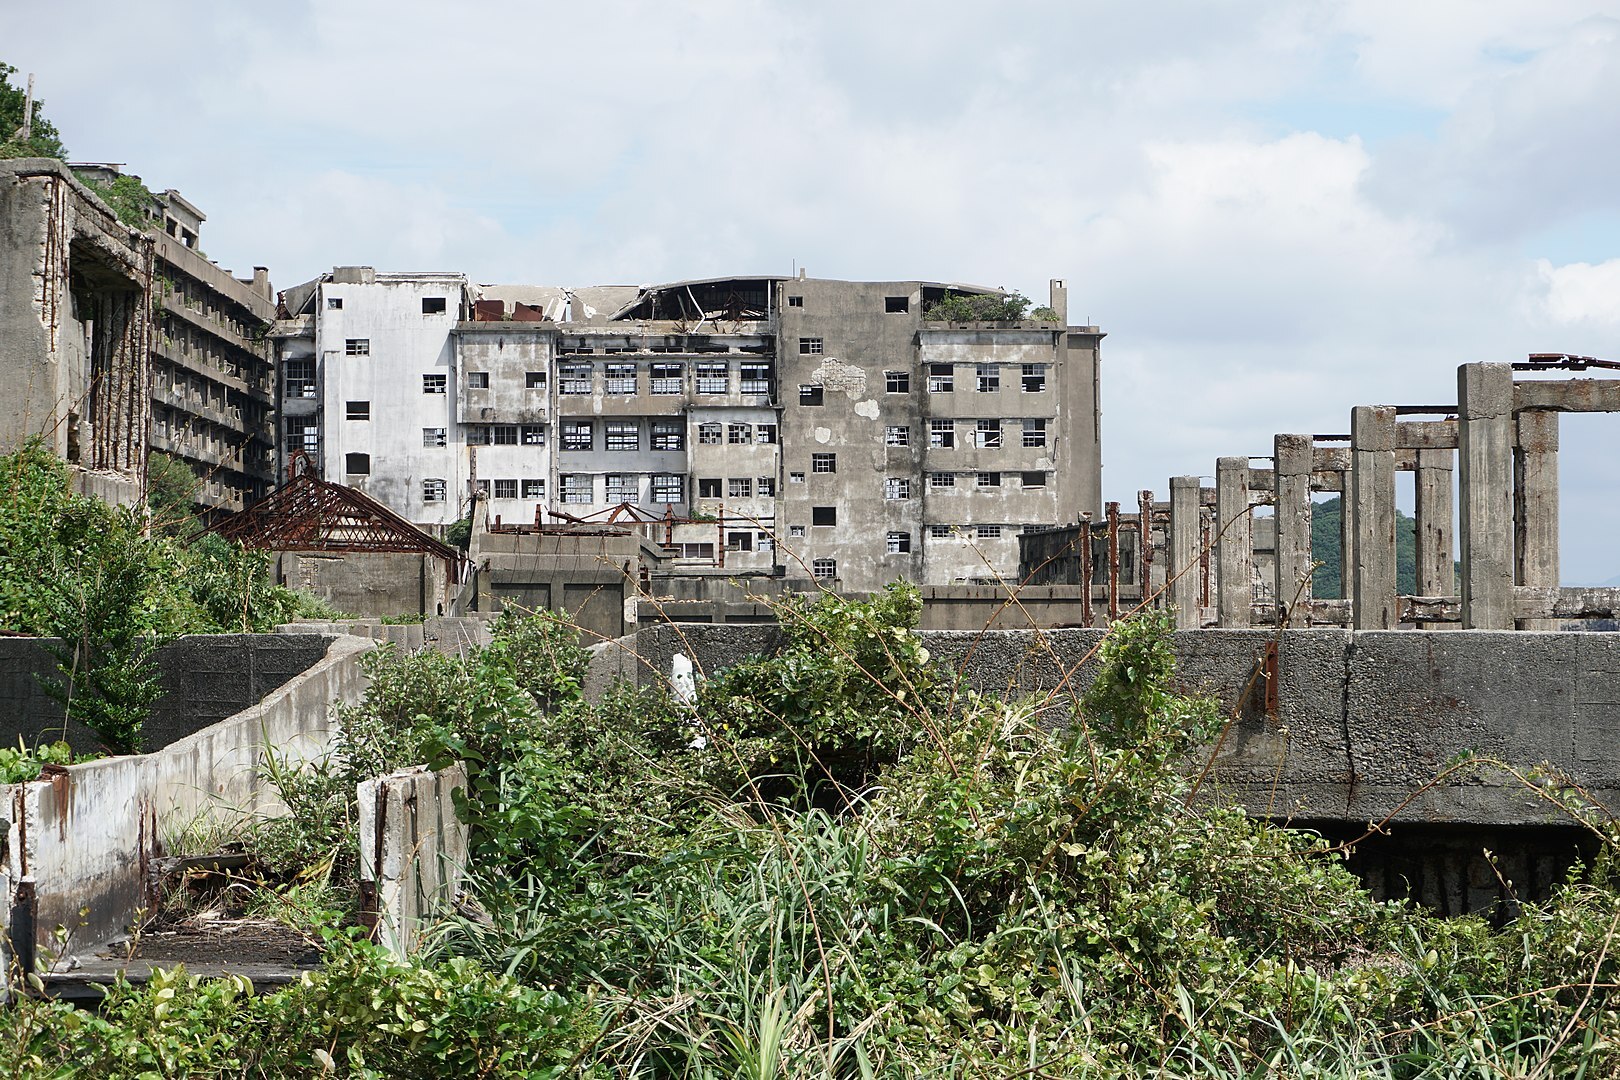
[1106,501,1121,622]
[1078,512,1095,628]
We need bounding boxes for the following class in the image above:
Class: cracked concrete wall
[596,624,1620,830]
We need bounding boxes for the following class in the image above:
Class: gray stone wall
[591,625,1620,830]
[0,634,334,754]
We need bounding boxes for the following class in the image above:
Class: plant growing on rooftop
[922,290,1032,322]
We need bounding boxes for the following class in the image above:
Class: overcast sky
[9,1,1620,582]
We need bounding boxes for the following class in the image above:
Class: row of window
[327,296,448,315]
[695,477,779,499]
[800,419,1049,451]
[874,364,1048,395]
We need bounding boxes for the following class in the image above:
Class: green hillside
[1309,495,1424,598]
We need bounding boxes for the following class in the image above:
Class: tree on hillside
[0,62,66,160]
[1310,495,1421,598]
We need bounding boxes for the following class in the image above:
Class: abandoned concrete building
[273,271,1104,591]
[0,158,276,515]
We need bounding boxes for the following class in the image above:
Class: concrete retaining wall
[278,618,491,657]
[0,634,336,754]
[357,763,469,958]
[593,625,1620,830]
[0,635,374,983]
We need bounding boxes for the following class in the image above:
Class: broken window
[798,385,824,406]
[284,360,316,398]
[466,426,491,445]
[526,371,547,389]
[728,478,752,498]
[699,478,723,498]
[494,479,518,499]
[885,477,911,500]
[345,452,370,475]
[928,364,954,393]
[522,478,545,498]
[561,475,592,504]
[758,476,777,497]
[698,423,722,445]
[977,524,1003,539]
[885,296,909,313]
[422,427,447,447]
[812,506,837,526]
[651,474,683,503]
[605,421,639,451]
[560,363,593,394]
[727,531,754,552]
[789,471,805,484]
[756,423,778,444]
[287,417,319,452]
[885,425,910,446]
[886,531,912,553]
[606,474,637,502]
[739,363,771,394]
[728,423,752,444]
[605,363,636,394]
[346,400,370,421]
[522,425,546,445]
[422,297,447,315]
[812,558,837,579]
[929,419,955,448]
[1021,470,1047,487]
[885,371,909,393]
[696,362,729,394]
[652,422,684,451]
[468,372,490,389]
[975,419,1002,448]
[650,363,683,394]
[493,424,518,445]
[561,421,593,451]
[422,478,446,502]
[977,471,1001,488]
[976,364,999,393]
[812,453,836,474]
[799,337,823,355]
[1022,363,1047,393]
[345,338,369,356]
[929,524,954,538]
[789,525,806,537]
[327,297,343,310]
[787,296,804,308]
[929,472,955,489]
[422,374,446,394]
[1022,419,1047,447]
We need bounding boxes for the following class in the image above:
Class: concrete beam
[1514,410,1559,630]
[1274,435,1313,626]
[1351,406,1398,629]
[1169,475,1202,629]
[1514,378,1620,413]
[1395,419,1459,450]
[1215,456,1252,627]
[1515,585,1620,620]
[1459,363,1516,629]
[1414,448,1456,617]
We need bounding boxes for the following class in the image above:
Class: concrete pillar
[1274,434,1313,625]
[1169,475,1202,628]
[1515,409,1559,629]
[1215,456,1251,627]
[1458,363,1516,629]
[1338,467,1355,601]
[1350,405,1398,629]
[1414,447,1455,624]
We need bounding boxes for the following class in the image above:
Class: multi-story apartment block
[272,271,1102,591]
[71,165,277,516]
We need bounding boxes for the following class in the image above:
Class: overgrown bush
[922,289,1032,322]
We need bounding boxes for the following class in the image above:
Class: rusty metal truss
[211,472,463,567]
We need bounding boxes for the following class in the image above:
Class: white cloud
[1531,257,1620,325]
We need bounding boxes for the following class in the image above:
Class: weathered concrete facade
[0,159,152,485]
[275,272,1103,594]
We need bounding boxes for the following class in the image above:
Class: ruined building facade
[273,271,1103,591]
[0,159,276,515]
